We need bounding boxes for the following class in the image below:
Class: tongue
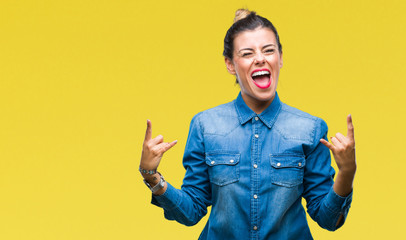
[253,75,270,88]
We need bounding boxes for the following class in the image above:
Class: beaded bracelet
[139,166,157,175]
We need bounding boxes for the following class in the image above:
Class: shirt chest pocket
[270,154,306,188]
[205,153,240,187]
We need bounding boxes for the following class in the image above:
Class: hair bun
[233,9,252,23]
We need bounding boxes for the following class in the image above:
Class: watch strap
[139,166,157,175]
[143,173,165,193]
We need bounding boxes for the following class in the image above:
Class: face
[225,27,283,106]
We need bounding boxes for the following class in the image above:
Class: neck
[241,93,275,114]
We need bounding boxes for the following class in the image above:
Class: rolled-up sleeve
[303,118,353,231]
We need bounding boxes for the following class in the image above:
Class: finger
[162,140,178,152]
[153,140,178,154]
[347,114,354,139]
[144,119,152,141]
[150,134,164,146]
[320,138,335,151]
[330,136,342,148]
[335,132,347,144]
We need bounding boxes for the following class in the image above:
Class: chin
[241,83,277,103]
[253,91,276,102]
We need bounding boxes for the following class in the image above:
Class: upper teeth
[252,71,269,77]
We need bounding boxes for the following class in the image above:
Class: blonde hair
[233,9,252,23]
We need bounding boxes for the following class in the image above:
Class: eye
[241,52,253,57]
[264,49,275,54]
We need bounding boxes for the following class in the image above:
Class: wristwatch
[143,173,165,194]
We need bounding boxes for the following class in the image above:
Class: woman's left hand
[320,115,356,197]
[320,114,356,174]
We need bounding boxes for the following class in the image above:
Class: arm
[321,115,356,197]
[139,119,176,196]
[140,116,211,226]
[320,114,356,226]
[303,115,356,231]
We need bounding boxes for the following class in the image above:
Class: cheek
[237,68,251,82]
[235,58,251,70]
[267,54,282,65]
[236,69,250,85]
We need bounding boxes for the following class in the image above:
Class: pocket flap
[270,154,305,169]
[205,153,240,166]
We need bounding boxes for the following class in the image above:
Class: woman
[140,9,356,240]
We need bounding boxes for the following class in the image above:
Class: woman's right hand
[140,120,177,175]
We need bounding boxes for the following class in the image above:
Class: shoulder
[274,103,328,143]
[190,101,239,136]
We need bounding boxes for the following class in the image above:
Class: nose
[254,52,265,64]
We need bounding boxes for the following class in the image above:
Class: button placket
[251,116,261,238]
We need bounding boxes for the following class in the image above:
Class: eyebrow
[237,44,277,53]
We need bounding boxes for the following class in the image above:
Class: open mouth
[251,69,271,89]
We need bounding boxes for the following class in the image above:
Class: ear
[225,57,236,75]
[279,51,283,68]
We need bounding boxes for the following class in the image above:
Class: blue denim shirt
[152,92,352,240]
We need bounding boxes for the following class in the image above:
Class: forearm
[142,172,167,196]
[313,165,355,229]
[307,187,353,231]
[331,168,355,227]
[333,167,356,197]
[140,170,207,225]
[151,182,209,226]
[143,114,210,226]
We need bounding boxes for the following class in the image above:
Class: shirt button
[253,226,258,230]
[254,117,259,121]
[277,162,281,167]
[253,164,258,169]
[230,159,234,163]
[253,194,258,199]
[254,134,259,138]
[298,162,302,167]
[211,161,215,165]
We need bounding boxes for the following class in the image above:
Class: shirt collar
[234,92,282,129]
